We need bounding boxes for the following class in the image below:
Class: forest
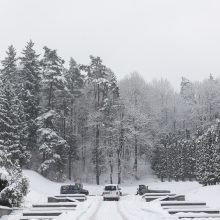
[0,40,220,187]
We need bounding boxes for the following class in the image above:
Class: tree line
[152,76,220,185]
[1,41,220,186]
[0,41,151,185]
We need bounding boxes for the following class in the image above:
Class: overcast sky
[1,0,220,90]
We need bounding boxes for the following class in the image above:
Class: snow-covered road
[69,195,167,220]
[90,200,126,220]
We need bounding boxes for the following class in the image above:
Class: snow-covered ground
[2,169,220,220]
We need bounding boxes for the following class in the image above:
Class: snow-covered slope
[23,169,64,206]
[23,169,202,202]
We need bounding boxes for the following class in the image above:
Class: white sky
[1,0,220,90]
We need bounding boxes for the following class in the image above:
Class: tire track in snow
[118,200,144,220]
[89,200,103,220]
[116,201,129,220]
[90,200,128,220]
[117,196,164,220]
[76,201,93,220]
[74,197,102,220]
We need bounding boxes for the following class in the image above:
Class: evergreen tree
[38,47,69,181]
[37,110,69,181]
[41,46,65,110]
[1,45,17,84]
[0,46,30,166]
[196,120,220,185]
[19,40,41,155]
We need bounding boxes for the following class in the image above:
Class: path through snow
[67,195,167,220]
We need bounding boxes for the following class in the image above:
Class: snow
[23,170,64,205]
[36,110,57,122]
[186,185,220,209]
[0,167,9,181]
[2,169,220,220]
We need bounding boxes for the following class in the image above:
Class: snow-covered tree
[0,149,29,207]
[1,45,17,84]
[37,110,69,181]
[37,47,70,181]
[196,120,220,185]
[41,46,65,110]
[81,56,120,184]
[0,46,30,166]
[19,40,41,154]
[64,58,84,180]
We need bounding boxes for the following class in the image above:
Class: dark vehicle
[136,185,148,195]
[60,184,89,195]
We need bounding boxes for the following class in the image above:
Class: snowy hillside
[23,170,65,206]
[23,169,220,208]
[22,168,202,201]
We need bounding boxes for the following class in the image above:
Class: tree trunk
[110,160,113,184]
[134,134,138,177]
[82,134,86,173]
[68,154,72,180]
[117,150,121,184]
[68,99,74,180]
[118,126,124,184]
[48,82,53,109]
[95,124,100,185]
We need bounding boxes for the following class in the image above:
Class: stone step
[161,201,206,207]
[32,202,77,208]
[177,214,220,219]
[20,216,54,220]
[54,195,86,202]
[168,208,220,214]
[56,194,86,198]
[23,211,62,216]
[48,196,77,203]
[163,205,209,209]
[143,193,176,197]
[145,195,185,202]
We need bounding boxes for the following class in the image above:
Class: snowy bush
[0,151,29,207]
[0,169,29,207]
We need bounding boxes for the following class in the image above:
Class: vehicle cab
[136,184,148,195]
[102,184,121,201]
[60,184,89,195]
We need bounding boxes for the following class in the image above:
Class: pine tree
[0,46,30,166]
[37,110,69,181]
[41,46,65,110]
[19,40,41,155]
[195,121,220,185]
[38,47,69,181]
[1,45,17,84]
